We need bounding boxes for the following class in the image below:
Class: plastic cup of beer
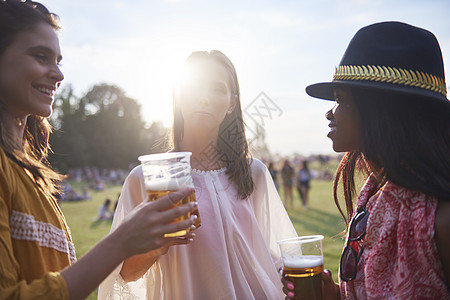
[278,235,324,300]
[138,152,200,237]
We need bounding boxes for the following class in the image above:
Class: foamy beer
[278,235,324,300]
[139,152,200,238]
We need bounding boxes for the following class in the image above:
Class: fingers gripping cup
[138,152,200,237]
[278,235,324,300]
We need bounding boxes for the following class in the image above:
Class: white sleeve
[97,165,149,300]
[250,159,298,270]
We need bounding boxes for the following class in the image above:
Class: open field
[61,178,346,299]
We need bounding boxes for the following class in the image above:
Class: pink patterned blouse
[340,175,449,299]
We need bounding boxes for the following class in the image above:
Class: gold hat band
[333,65,447,97]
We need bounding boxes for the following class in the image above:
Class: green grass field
[61,178,346,299]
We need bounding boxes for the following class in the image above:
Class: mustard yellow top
[0,148,74,299]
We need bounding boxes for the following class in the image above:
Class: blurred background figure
[268,161,279,191]
[95,198,112,221]
[281,159,294,208]
[296,160,311,210]
[82,187,91,201]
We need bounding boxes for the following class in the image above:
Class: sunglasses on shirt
[339,207,369,282]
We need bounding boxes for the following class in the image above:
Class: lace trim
[106,273,140,300]
[9,210,77,263]
[191,167,226,175]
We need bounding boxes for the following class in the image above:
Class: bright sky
[43,0,450,156]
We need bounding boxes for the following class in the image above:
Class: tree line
[49,83,169,173]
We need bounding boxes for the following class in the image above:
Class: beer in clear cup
[139,152,200,237]
[278,235,324,300]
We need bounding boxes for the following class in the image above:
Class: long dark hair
[172,50,254,199]
[334,87,450,224]
[0,0,63,197]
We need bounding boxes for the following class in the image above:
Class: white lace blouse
[98,158,297,299]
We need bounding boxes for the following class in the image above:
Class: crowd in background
[56,166,131,202]
[56,156,337,206]
[264,154,337,209]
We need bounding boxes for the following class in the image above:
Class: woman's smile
[32,84,57,103]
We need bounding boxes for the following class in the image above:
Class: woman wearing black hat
[286,22,450,299]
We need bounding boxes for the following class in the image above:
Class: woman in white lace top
[98,50,297,299]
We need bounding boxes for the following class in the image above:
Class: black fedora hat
[306,21,448,104]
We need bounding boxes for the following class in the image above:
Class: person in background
[268,161,279,190]
[0,2,197,299]
[296,160,311,210]
[281,159,294,208]
[82,187,91,201]
[95,198,112,221]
